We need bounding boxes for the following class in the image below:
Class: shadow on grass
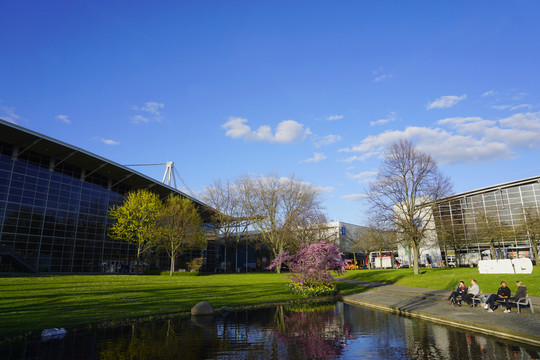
[335,281,370,295]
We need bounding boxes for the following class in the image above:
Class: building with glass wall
[433,176,540,265]
[0,119,215,273]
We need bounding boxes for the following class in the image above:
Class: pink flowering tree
[268,241,350,295]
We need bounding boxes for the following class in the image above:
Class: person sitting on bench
[462,279,480,305]
[504,281,527,313]
[447,281,468,306]
[484,281,511,312]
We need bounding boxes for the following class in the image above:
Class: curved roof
[0,118,216,222]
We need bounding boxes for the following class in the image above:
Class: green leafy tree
[108,189,162,261]
[156,195,206,276]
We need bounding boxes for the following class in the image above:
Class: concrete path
[338,279,540,347]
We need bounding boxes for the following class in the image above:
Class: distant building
[396,177,540,267]
[433,176,540,266]
[0,119,215,273]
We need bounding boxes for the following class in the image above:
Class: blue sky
[2,1,540,224]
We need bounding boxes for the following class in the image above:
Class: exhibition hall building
[433,176,540,265]
[0,119,214,273]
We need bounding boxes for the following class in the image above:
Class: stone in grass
[191,301,215,316]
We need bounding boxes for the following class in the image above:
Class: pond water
[3,302,540,359]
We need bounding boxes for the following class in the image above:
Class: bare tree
[238,174,326,273]
[433,208,468,267]
[287,213,333,252]
[202,179,251,272]
[367,139,452,275]
[359,216,398,268]
[472,209,513,260]
[516,206,540,266]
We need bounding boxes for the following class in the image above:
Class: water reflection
[2,302,539,359]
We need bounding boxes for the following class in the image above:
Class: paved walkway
[338,279,540,347]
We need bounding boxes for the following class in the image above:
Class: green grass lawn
[0,273,362,339]
[341,267,540,296]
[3,268,537,340]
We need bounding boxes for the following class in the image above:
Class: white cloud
[300,152,327,164]
[313,134,342,147]
[100,138,120,145]
[482,90,497,97]
[0,105,21,124]
[493,104,532,111]
[512,92,527,101]
[499,112,540,131]
[56,114,71,124]
[327,115,344,121]
[222,117,310,143]
[372,67,393,83]
[134,101,164,115]
[370,112,398,126]
[341,193,368,202]
[340,111,540,165]
[373,74,393,83]
[346,171,377,183]
[426,94,467,110]
[131,101,164,123]
[132,115,150,123]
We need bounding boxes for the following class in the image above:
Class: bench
[494,295,535,313]
[450,292,484,307]
[508,295,535,313]
[471,291,486,307]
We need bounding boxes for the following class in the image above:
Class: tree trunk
[379,249,383,269]
[490,238,496,260]
[407,243,412,269]
[532,239,539,266]
[169,255,175,276]
[412,242,420,275]
[274,244,282,273]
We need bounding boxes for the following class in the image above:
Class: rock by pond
[190,301,215,316]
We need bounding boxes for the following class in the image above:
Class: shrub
[187,257,205,272]
[286,281,337,297]
[160,270,199,276]
[268,241,350,295]
[142,269,161,275]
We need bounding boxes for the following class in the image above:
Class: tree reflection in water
[2,302,540,359]
[270,304,355,359]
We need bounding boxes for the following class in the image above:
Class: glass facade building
[433,176,540,263]
[0,119,214,273]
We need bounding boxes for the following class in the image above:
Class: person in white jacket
[462,279,480,306]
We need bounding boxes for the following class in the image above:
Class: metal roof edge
[0,118,215,212]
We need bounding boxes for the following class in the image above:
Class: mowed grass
[341,267,540,296]
[0,273,363,339]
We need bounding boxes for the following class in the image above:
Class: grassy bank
[341,267,540,296]
[0,273,363,339]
